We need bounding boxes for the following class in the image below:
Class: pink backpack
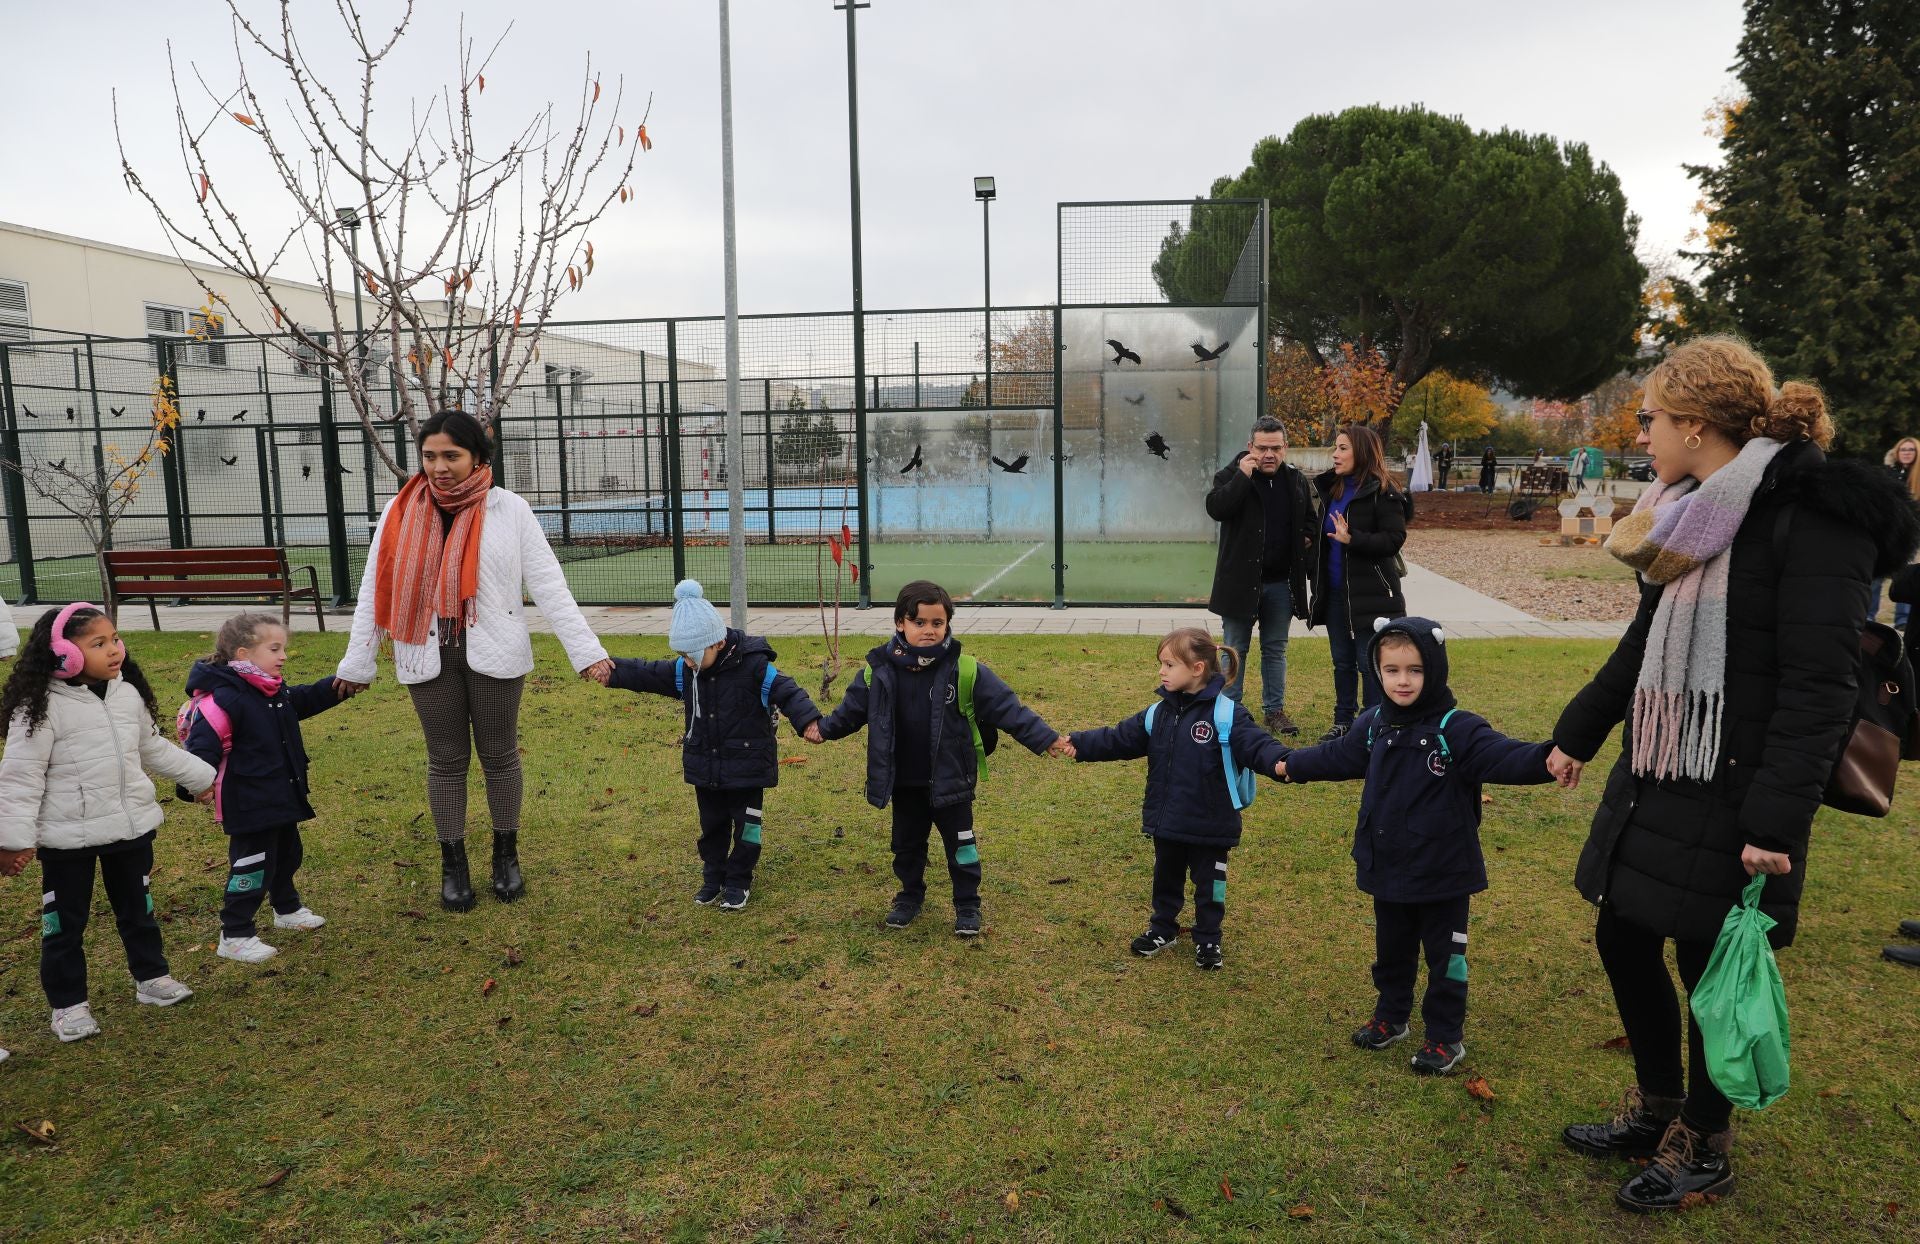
[176,691,233,822]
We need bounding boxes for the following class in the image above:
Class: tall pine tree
[1677,2,1920,455]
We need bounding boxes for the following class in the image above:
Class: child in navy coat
[1067,628,1288,970]
[1277,616,1558,1074]
[598,581,821,911]
[181,612,355,965]
[811,579,1065,938]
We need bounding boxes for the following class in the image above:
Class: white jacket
[0,680,217,852]
[337,486,608,686]
[0,589,16,659]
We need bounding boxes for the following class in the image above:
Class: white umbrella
[1409,420,1434,492]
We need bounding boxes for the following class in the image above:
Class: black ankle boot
[1615,1118,1734,1212]
[440,840,477,912]
[490,831,525,902]
[1562,1086,1684,1159]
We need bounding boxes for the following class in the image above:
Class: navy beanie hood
[1367,615,1456,723]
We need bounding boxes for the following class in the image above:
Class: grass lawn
[1,541,1214,610]
[2,634,1916,1241]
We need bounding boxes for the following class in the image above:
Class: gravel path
[1404,529,1641,622]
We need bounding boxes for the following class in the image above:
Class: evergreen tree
[1675,1,1920,454]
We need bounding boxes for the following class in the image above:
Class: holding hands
[331,678,369,699]
[1273,757,1287,779]
[581,658,615,686]
[1047,736,1076,760]
[0,846,34,876]
[1545,746,1583,789]
[802,721,824,744]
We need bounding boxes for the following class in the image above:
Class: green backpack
[956,655,998,775]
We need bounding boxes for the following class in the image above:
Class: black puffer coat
[1552,444,1920,947]
[1308,471,1408,637]
[1205,455,1315,621]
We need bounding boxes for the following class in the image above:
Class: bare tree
[114,0,649,480]
[6,374,184,619]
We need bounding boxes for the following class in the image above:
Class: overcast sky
[2,1,1744,322]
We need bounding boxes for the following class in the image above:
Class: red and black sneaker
[1351,1017,1411,1051]
[1410,1039,1466,1075]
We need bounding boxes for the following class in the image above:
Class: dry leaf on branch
[15,1119,56,1145]
[233,112,256,127]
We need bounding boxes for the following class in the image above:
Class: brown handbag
[1819,624,1919,817]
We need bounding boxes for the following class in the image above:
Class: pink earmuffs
[49,602,100,680]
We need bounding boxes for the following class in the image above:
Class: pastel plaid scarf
[1605,437,1782,781]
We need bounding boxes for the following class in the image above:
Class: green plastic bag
[1689,874,1791,1110]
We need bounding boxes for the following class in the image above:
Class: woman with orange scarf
[334,411,612,911]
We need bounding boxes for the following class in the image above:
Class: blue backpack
[675,660,780,720]
[1144,694,1257,810]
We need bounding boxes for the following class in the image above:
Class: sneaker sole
[53,1025,99,1042]
[217,947,278,964]
[884,911,921,929]
[135,990,192,1007]
[954,926,982,938]
[1132,940,1176,957]
[719,901,749,912]
[1352,1029,1412,1051]
[1615,1173,1735,1214]
[271,920,325,931]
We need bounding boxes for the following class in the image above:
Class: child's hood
[1366,616,1456,725]
[704,628,774,676]
[186,659,265,697]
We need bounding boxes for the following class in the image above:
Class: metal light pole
[719,0,747,627]
[333,207,366,368]
[836,0,872,607]
[975,176,994,409]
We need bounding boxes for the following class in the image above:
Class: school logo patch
[945,684,958,705]
[1191,721,1215,745]
[1426,749,1450,777]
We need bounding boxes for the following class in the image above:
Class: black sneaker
[1615,1119,1735,1213]
[1195,943,1223,970]
[1351,1017,1411,1051]
[1899,918,1920,938]
[693,882,723,906]
[953,907,983,938]
[1883,944,1920,968]
[1563,1086,1685,1159]
[1130,931,1176,957]
[1317,721,1352,743]
[1410,1039,1465,1075]
[1264,709,1301,737]
[884,899,922,929]
[718,887,750,912]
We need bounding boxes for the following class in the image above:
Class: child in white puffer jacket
[0,604,215,1044]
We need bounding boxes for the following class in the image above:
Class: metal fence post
[666,319,687,584]
[762,378,776,545]
[254,427,275,546]
[154,339,187,550]
[555,388,572,544]
[0,344,39,603]
[314,335,353,604]
[1052,304,1066,608]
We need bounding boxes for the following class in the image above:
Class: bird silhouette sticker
[1144,432,1170,460]
[109,406,126,418]
[195,409,206,422]
[1105,339,1142,366]
[48,458,66,470]
[1122,393,1146,406]
[231,409,249,421]
[65,408,76,422]
[21,406,35,419]
[220,455,239,466]
[1176,387,1193,402]
[301,464,312,479]
[991,453,1029,474]
[900,444,923,474]
[1190,341,1231,362]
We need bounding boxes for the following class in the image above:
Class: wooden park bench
[104,547,327,632]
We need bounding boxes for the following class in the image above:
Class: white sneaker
[217,936,279,964]
[0,1045,11,1063]
[134,975,194,1006]
[271,907,326,931]
[51,1003,101,1041]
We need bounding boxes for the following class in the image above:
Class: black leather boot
[1615,1118,1734,1212]
[1562,1085,1685,1159]
[490,831,525,902]
[440,840,477,912]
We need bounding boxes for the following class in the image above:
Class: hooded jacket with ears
[1068,673,1289,848]
[336,486,608,686]
[1281,616,1554,902]
[1553,444,1920,946]
[180,661,346,834]
[1205,454,1315,621]
[0,679,216,852]
[818,636,1058,810]
[1309,471,1408,636]
[606,629,821,789]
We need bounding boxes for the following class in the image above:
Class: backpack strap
[177,691,234,823]
[1144,701,1159,735]
[1214,694,1254,811]
[1435,707,1459,758]
[761,663,778,710]
[957,655,987,776]
[673,660,685,699]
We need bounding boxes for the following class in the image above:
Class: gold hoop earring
[1685,433,1702,450]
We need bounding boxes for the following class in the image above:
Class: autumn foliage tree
[115,0,650,480]
[1391,370,1499,447]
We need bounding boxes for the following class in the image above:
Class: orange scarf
[374,466,493,645]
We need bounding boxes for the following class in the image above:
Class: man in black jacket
[1206,417,1315,736]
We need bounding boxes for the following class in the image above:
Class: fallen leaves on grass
[779,757,808,766]
[398,910,426,920]
[633,1002,659,1017]
[1220,1177,1234,1201]
[481,977,496,998]
[1004,1190,1019,1212]
[1596,1035,1631,1050]
[1287,1204,1314,1220]
[15,1119,56,1145]
[256,1167,289,1190]
[504,946,523,967]
[1465,1076,1496,1102]
[1153,1196,1191,1221]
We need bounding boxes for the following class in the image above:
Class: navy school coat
[181,660,347,835]
[608,630,822,790]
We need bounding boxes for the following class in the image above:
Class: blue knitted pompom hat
[668,579,727,657]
